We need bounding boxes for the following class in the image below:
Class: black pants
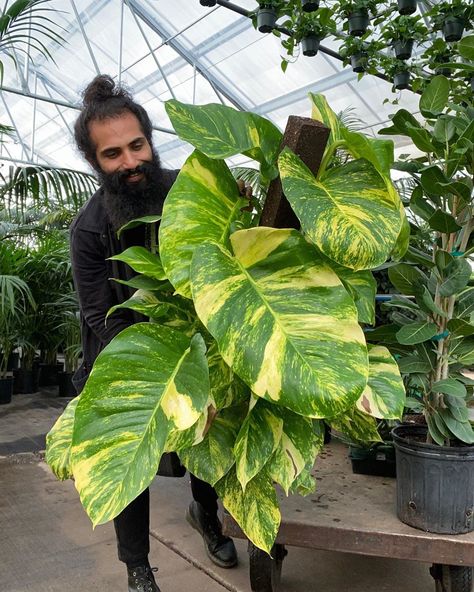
[113,474,218,567]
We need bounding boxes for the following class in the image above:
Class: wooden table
[223,442,474,592]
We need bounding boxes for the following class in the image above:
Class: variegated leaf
[179,404,247,485]
[329,262,376,325]
[165,100,282,179]
[159,150,247,298]
[341,128,394,180]
[109,247,166,280]
[234,398,283,490]
[46,396,79,481]
[391,202,410,260]
[165,401,212,452]
[207,340,250,410]
[71,325,209,526]
[356,345,406,419]
[289,466,316,496]
[329,407,382,446]
[118,215,162,236]
[191,226,368,418]
[107,289,170,321]
[309,93,344,144]
[279,149,401,271]
[215,465,281,554]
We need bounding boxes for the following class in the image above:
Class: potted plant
[336,0,378,36]
[380,14,428,60]
[255,0,284,33]
[377,76,474,535]
[428,0,474,43]
[339,35,380,73]
[421,38,453,77]
[293,8,336,56]
[397,0,417,16]
[55,292,82,398]
[46,94,407,554]
[379,55,412,90]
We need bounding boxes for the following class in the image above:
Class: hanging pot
[397,0,417,15]
[392,425,474,534]
[301,34,320,57]
[257,8,277,33]
[199,0,217,5]
[442,16,464,42]
[434,65,452,77]
[434,54,452,77]
[350,51,368,73]
[0,377,13,405]
[393,70,410,90]
[302,0,319,11]
[393,38,414,60]
[348,11,369,36]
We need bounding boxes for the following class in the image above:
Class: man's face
[89,111,152,183]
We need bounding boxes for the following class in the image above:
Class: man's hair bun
[82,74,132,107]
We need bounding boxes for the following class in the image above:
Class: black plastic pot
[302,0,319,11]
[442,16,464,42]
[350,51,368,73]
[57,372,77,398]
[39,362,63,387]
[257,8,277,33]
[397,0,417,14]
[0,377,13,405]
[349,443,396,478]
[301,35,320,57]
[199,0,217,5]
[13,368,40,394]
[393,38,414,60]
[394,70,410,90]
[348,11,369,37]
[392,425,474,534]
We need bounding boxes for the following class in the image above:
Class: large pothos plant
[46,94,407,553]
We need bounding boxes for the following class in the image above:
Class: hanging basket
[350,51,368,73]
[393,38,414,60]
[397,0,417,15]
[348,11,369,36]
[442,16,465,42]
[257,8,277,33]
[301,35,320,56]
[393,70,410,90]
[302,0,319,11]
[392,425,474,534]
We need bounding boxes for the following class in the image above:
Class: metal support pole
[70,0,101,75]
[118,0,125,84]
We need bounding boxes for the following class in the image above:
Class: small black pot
[301,35,320,57]
[199,0,217,5]
[257,8,277,33]
[350,51,368,73]
[13,368,40,394]
[348,11,369,36]
[0,377,13,405]
[57,372,77,398]
[393,425,474,534]
[435,66,452,77]
[442,16,464,42]
[349,443,396,478]
[393,38,414,60]
[302,0,319,11]
[7,352,19,371]
[397,0,417,15]
[394,70,410,90]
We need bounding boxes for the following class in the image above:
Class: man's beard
[99,150,167,231]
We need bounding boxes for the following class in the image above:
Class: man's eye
[104,151,119,159]
[131,142,144,151]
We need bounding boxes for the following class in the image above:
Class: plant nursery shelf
[223,441,474,591]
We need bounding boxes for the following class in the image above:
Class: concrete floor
[0,389,443,592]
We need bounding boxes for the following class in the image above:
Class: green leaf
[432,379,467,398]
[458,36,474,61]
[438,409,474,444]
[405,124,434,153]
[190,227,368,418]
[329,263,376,325]
[207,341,250,409]
[420,165,449,197]
[235,398,283,491]
[419,75,450,118]
[341,128,394,178]
[46,397,79,481]
[447,318,474,337]
[397,356,432,374]
[356,345,405,419]
[165,100,282,180]
[439,258,472,298]
[159,150,247,298]
[117,215,162,237]
[109,247,166,280]
[379,109,419,136]
[215,466,281,554]
[426,413,447,446]
[396,322,438,345]
[391,205,410,261]
[415,286,447,319]
[433,117,456,144]
[388,263,427,296]
[428,210,462,234]
[279,150,401,271]
[71,325,210,526]
[107,289,170,321]
[364,324,400,344]
[113,275,166,291]
[457,287,474,318]
[329,407,382,447]
[309,92,343,144]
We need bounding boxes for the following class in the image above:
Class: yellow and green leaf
[46,396,79,481]
[329,406,382,446]
[309,93,344,144]
[109,246,166,280]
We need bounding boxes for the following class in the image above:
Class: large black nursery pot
[13,367,40,394]
[397,0,417,15]
[350,51,368,72]
[39,362,63,387]
[301,35,320,56]
[393,38,414,60]
[0,377,13,405]
[348,11,369,36]
[392,425,474,534]
[442,16,464,42]
[393,70,410,90]
[257,8,277,33]
[57,372,77,398]
[302,0,319,11]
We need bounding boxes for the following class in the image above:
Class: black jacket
[70,169,179,393]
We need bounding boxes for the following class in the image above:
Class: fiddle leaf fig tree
[46,94,406,553]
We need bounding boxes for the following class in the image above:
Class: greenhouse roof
[0,0,423,175]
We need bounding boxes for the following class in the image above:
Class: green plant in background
[427,0,473,41]
[55,292,81,375]
[371,75,474,446]
[46,94,407,553]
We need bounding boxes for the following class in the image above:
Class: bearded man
[71,74,238,592]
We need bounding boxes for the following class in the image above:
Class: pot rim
[392,424,474,454]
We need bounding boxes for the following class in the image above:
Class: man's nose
[121,150,140,170]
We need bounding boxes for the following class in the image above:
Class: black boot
[127,565,160,592]
[186,501,238,568]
